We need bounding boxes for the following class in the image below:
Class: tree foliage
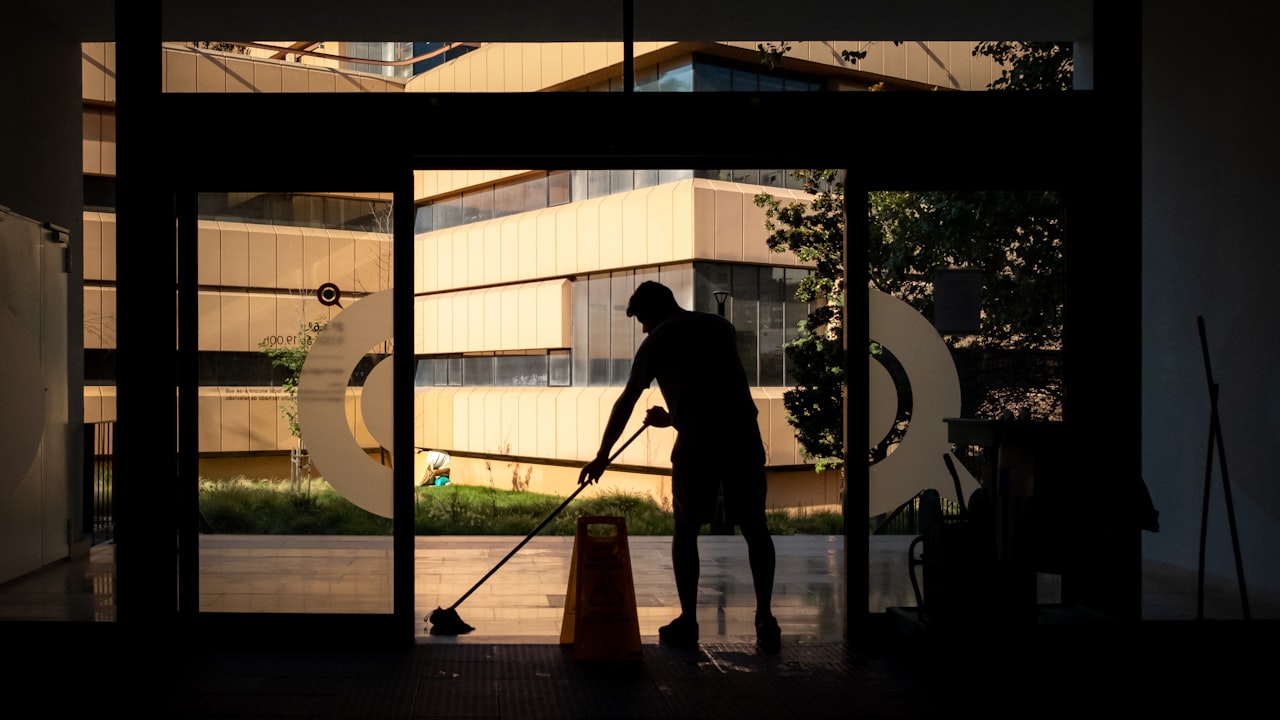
[195,42,251,55]
[757,172,1066,470]
[973,41,1074,91]
[869,190,1065,347]
[758,41,868,72]
[750,41,1071,472]
[259,319,327,441]
[755,170,846,471]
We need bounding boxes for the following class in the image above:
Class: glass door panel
[196,190,395,615]
[865,188,1066,616]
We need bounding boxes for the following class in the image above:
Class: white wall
[1,1,85,583]
[1142,3,1280,607]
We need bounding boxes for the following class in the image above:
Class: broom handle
[447,422,649,610]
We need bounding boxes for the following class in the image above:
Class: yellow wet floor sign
[560,515,642,662]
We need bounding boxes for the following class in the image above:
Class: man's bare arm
[579,384,644,485]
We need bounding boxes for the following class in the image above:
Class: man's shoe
[658,616,699,648]
[755,614,781,654]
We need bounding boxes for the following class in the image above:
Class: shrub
[199,478,841,536]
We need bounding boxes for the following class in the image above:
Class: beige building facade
[80,39,1002,513]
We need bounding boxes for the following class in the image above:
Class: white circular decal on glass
[297,289,394,518]
[868,288,978,516]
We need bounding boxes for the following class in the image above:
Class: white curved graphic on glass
[297,289,394,518]
[868,288,978,516]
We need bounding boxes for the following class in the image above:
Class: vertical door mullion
[177,189,200,616]
[393,165,416,643]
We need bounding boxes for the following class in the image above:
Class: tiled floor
[1,532,1276,628]
[191,532,876,642]
[5,534,1280,718]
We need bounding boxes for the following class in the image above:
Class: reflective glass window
[462,188,494,224]
[658,59,693,92]
[783,268,809,385]
[731,68,759,91]
[610,271,635,384]
[494,180,524,218]
[463,355,494,386]
[414,204,432,234]
[496,354,548,386]
[587,273,610,385]
[521,175,548,214]
[433,195,462,230]
[759,268,787,386]
[549,350,571,386]
[694,62,732,91]
[572,278,589,386]
[635,63,659,92]
[548,171,571,206]
[635,169,660,190]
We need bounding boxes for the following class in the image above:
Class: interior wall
[1142,2,1280,607]
[4,3,84,231]
[1,1,86,581]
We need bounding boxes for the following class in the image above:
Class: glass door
[183,187,410,634]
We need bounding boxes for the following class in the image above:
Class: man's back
[631,310,761,456]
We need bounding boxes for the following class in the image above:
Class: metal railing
[83,421,115,545]
[872,491,965,535]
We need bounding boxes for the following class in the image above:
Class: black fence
[872,491,965,535]
[83,421,114,545]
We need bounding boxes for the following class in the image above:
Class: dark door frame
[115,17,1140,648]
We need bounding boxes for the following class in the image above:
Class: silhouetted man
[579,280,781,653]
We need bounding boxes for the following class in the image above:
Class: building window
[693,262,813,386]
[495,353,547,387]
[462,187,494,224]
[462,354,494,386]
[549,349,571,386]
[415,264,807,389]
[195,192,392,232]
[423,168,811,227]
[432,195,462,231]
[342,41,415,79]
[549,171,571,206]
[193,350,385,387]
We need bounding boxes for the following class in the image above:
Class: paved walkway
[2,532,1275,627]
[194,533,905,643]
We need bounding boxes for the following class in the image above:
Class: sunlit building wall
[80,39,1002,508]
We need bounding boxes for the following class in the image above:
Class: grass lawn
[198,478,844,536]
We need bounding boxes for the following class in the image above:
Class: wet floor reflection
[0,534,910,632]
[4,533,1275,629]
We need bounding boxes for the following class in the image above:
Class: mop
[427,422,650,635]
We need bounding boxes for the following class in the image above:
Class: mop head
[428,606,475,635]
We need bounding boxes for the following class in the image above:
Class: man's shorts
[671,453,767,527]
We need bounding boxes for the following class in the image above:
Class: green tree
[259,319,328,442]
[195,42,251,55]
[754,170,846,471]
[870,190,1065,421]
[868,190,1065,347]
[757,42,868,71]
[752,41,1071,474]
[973,41,1074,91]
[757,175,1067,470]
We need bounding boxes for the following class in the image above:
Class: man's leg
[659,516,702,647]
[739,514,775,618]
[672,516,701,617]
[740,513,781,653]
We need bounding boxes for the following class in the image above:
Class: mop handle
[446,422,650,610]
